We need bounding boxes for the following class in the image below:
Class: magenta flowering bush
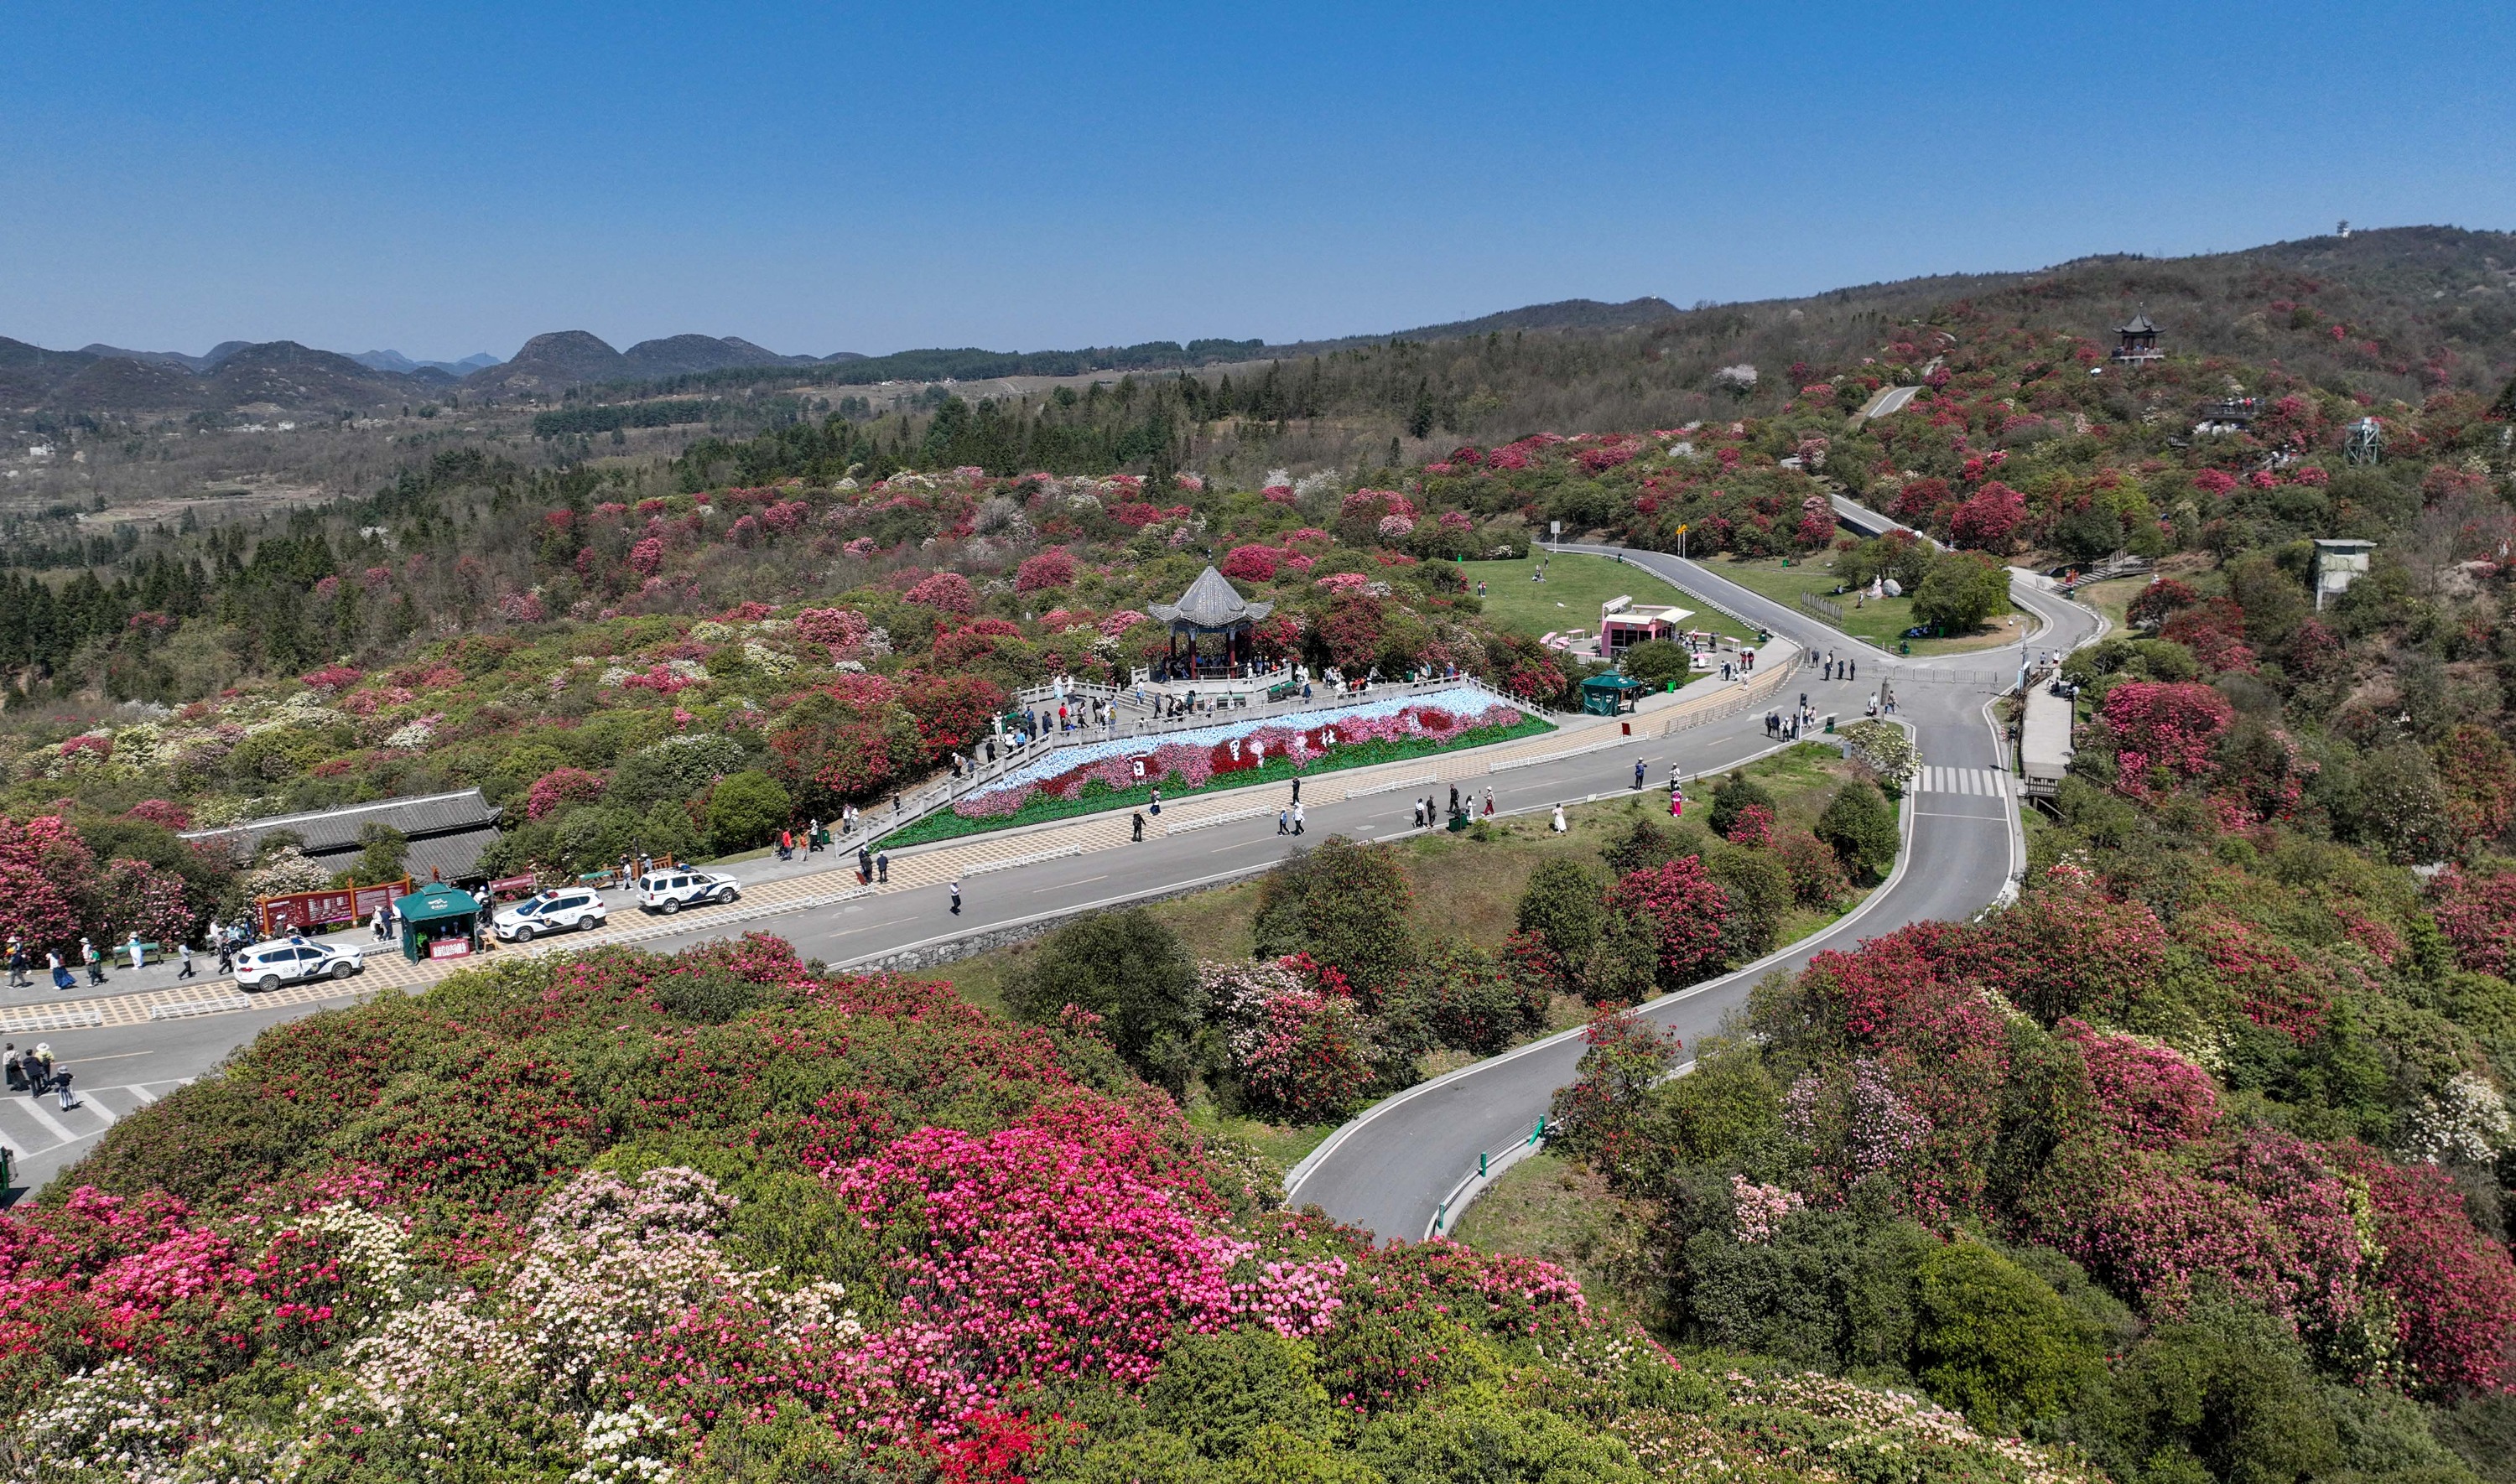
[2063,1019,2218,1149]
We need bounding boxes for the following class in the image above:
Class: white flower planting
[2404,1071,2515,1165]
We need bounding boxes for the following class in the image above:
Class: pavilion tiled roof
[1150,565,1272,628]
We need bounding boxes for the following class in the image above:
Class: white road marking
[1034,875,1106,893]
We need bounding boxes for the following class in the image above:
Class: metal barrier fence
[1428,1114,1554,1239]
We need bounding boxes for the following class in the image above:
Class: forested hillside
[4,225,2516,1481]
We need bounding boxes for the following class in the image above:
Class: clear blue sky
[4,2,2510,361]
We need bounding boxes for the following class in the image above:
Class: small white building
[2312,539,2374,610]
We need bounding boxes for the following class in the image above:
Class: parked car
[635,869,741,914]
[232,937,365,992]
[491,888,608,943]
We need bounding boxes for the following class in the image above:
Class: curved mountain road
[1283,544,2103,1240]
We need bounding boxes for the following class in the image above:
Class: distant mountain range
[1,296,1689,416]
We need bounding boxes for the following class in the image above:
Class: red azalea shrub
[1014,549,1078,593]
[299,665,363,694]
[2101,681,2233,789]
[825,1122,1233,1425]
[2434,869,2516,978]
[1963,867,2169,1022]
[906,571,979,615]
[1775,828,1848,909]
[525,766,608,822]
[2063,1019,2218,1149]
[1219,545,1279,582]
[899,673,1010,764]
[1723,803,1775,848]
[1606,857,1733,988]
[2435,724,2516,843]
[2331,1146,2516,1395]
[123,800,195,832]
[795,606,871,657]
[2126,578,2200,630]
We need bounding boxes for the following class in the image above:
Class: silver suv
[635,869,740,915]
[491,888,608,942]
[233,938,365,992]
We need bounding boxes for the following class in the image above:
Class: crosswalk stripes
[0,1080,192,1162]
[1916,765,2011,798]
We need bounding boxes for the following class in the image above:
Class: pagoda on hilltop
[2111,312,2164,365]
[1149,566,1273,677]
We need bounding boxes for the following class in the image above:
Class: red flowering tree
[1950,482,2027,551]
[1314,594,1385,675]
[0,815,90,949]
[899,672,1009,765]
[906,571,979,615]
[1606,857,1733,988]
[1547,1008,1682,1170]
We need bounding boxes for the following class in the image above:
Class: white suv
[636,869,741,914]
[233,938,365,992]
[491,888,608,943]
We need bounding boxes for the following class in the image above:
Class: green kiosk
[395,886,484,963]
[1579,672,1647,716]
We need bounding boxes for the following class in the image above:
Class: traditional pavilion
[1150,566,1273,677]
[2111,313,2163,365]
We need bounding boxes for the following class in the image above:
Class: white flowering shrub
[2404,1071,2514,1165]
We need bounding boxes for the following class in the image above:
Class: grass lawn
[1461,552,1753,644]
[1447,1154,1661,1326]
[1708,554,2022,656]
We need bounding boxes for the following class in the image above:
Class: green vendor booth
[1580,672,1647,716]
[395,887,484,963]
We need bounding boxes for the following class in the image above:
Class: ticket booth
[1581,673,1647,716]
[395,887,483,963]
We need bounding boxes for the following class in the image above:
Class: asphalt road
[3,537,2099,1222]
[1282,545,2102,1240]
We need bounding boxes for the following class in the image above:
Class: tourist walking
[2,1046,19,1092]
[1131,812,1145,843]
[81,939,104,985]
[949,881,962,916]
[1278,808,1290,835]
[876,852,889,884]
[1552,803,1567,833]
[5,937,23,988]
[46,950,68,993]
[1292,803,1306,835]
[1633,758,1647,790]
[178,940,195,980]
[1481,789,1495,818]
[858,845,873,885]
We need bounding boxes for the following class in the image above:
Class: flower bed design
[881,686,1548,848]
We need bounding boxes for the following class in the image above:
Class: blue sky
[3,2,2509,361]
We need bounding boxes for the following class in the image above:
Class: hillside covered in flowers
[0,934,2111,1482]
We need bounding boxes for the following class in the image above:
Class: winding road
[0,527,2102,1227]
[1284,542,2102,1239]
